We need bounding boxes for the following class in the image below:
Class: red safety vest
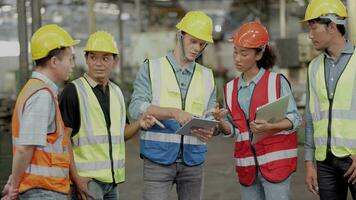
[224,70,297,186]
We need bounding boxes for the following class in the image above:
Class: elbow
[15,145,35,155]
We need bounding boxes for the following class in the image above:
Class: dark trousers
[317,152,356,200]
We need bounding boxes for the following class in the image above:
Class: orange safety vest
[224,70,297,186]
[12,79,70,194]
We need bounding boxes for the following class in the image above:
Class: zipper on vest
[327,99,333,152]
[107,128,116,183]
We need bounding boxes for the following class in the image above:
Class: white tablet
[176,117,218,135]
[255,95,290,123]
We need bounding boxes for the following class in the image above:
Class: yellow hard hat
[31,24,80,60]
[304,0,348,22]
[176,10,214,43]
[84,31,119,55]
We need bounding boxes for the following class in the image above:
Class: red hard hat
[231,21,269,48]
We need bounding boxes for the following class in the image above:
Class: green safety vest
[72,77,126,183]
[308,50,356,161]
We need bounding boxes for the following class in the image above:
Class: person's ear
[255,50,263,61]
[326,22,337,34]
[49,56,58,69]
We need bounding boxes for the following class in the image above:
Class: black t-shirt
[59,80,128,136]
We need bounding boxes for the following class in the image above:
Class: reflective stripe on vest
[12,79,69,194]
[224,70,297,185]
[25,164,69,177]
[141,56,214,166]
[308,51,356,161]
[141,131,205,145]
[72,77,125,183]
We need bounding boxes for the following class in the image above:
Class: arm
[304,74,318,196]
[124,115,156,141]
[9,145,34,196]
[213,92,237,137]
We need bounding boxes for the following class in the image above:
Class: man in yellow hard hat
[59,31,155,200]
[303,0,356,199]
[129,10,216,199]
[3,24,79,200]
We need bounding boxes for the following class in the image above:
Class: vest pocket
[51,153,70,168]
[191,101,204,116]
[143,140,169,151]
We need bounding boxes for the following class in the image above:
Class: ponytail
[257,45,276,70]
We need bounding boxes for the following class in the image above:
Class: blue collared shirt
[304,41,355,161]
[129,51,216,120]
[16,71,58,146]
[224,68,301,137]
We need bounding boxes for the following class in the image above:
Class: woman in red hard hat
[213,21,301,200]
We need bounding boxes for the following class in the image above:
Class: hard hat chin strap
[178,31,189,61]
[320,14,346,26]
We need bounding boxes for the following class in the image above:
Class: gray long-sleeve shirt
[304,41,354,161]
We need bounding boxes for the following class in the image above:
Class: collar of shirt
[166,51,195,74]
[32,71,58,96]
[238,68,266,89]
[84,73,100,88]
[323,40,354,59]
[83,73,109,93]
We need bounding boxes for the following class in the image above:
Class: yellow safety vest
[308,51,356,161]
[149,57,214,115]
[72,77,126,183]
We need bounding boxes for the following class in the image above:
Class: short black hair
[34,47,67,66]
[309,17,346,36]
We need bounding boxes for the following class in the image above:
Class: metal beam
[88,0,96,34]
[279,0,286,38]
[17,0,29,90]
[118,0,124,78]
[31,0,41,34]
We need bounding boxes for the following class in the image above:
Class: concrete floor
[120,136,321,200]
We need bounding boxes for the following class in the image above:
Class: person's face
[54,47,75,81]
[86,51,117,83]
[233,46,262,73]
[308,21,333,51]
[181,33,207,62]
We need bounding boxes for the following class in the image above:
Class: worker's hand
[73,176,94,200]
[212,103,227,122]
[173,109,193,125]
[1,175,18,200]
[139,115,156,129]
[2,186,19,200]
[1,175,12,196]
[191,128,214,142]
[249,120,271,134]
[305,161,319,196]
[344,154,356,184]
